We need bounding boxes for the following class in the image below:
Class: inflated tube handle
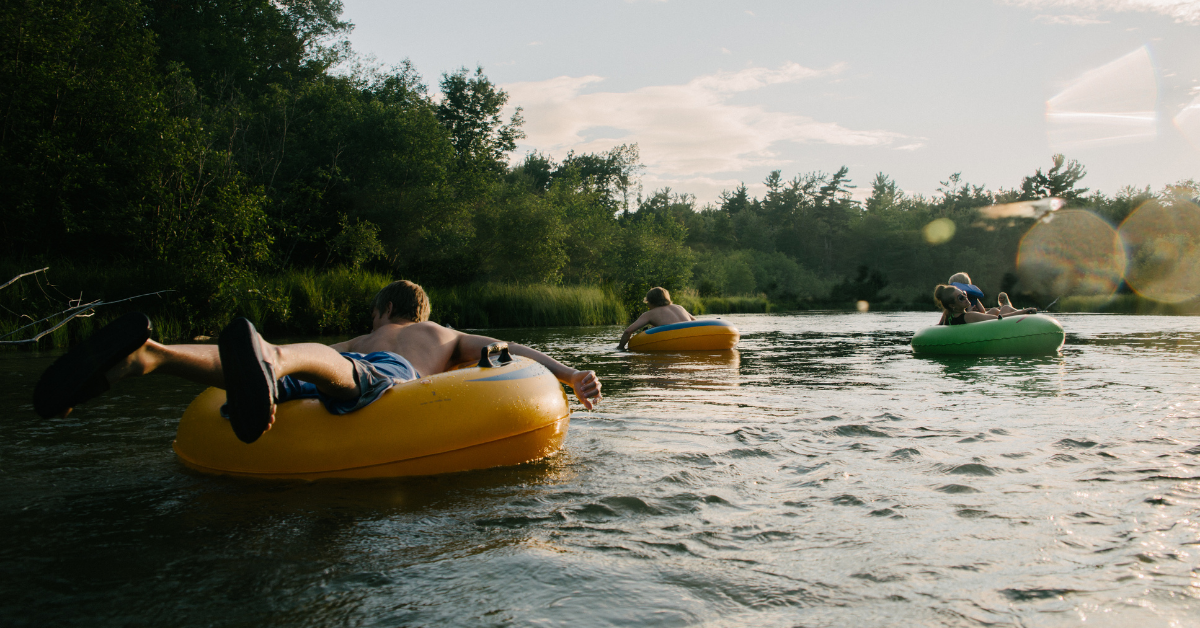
[478,342,513,368]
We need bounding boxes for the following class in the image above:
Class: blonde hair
[644,287,672,307]
[997,292,1012,307]
[948,272,971,285]
[371,280,431,322]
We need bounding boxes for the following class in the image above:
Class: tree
[1019,154,1089,202]
[143,0,351,96]
[553,143,642,210]
[719,184,751,214]
[436,67,524,174]
[866,173,904,213]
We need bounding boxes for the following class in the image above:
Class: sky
[339,0,1200,207]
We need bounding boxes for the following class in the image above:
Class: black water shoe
[32,312,153,419]
[218,318,276,444]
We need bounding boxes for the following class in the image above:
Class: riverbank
[7,263,1197,350]
[1,265,775,347]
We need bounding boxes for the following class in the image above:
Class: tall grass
[230,268,393,336]
[0,263,395,348]
[673,290,772,315]
[429,284,627,328]
[9,262,793,350]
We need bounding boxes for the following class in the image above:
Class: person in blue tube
[33,280,602,444]
[616,287,696,350]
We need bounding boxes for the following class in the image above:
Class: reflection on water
[626,350,741,389]
[2,312,1200,626]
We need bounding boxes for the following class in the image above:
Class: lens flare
[923,218,956,245]
[1017,209,1125,298]
[1175,93,1200,152]
[976,197,1064,222]
[1118,199,1200,303]
[1046,46,1157,151]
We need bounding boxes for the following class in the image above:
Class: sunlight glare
[1017,209,1125,298]
[1046,46,1157,151]
[923,218,956,244]
[1174,93,1200,152]
[976,197,1064,222]
[1119,198,1200,304]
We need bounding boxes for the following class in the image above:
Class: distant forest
[3,0,1198,333]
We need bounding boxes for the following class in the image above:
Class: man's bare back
[617,304,696,350]
[330,320,478,378]
[331,305,600,410]
[644,304,694,326]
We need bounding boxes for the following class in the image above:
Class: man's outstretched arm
[617,311,653,350]
[454,332,602,409]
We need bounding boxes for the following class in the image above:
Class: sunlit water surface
[2,313,1199,627]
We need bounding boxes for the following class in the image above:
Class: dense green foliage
[3,0,1198,343]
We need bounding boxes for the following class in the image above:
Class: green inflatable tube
[911,314,1065,356]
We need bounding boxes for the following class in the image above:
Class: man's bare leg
[101,318,359,443]
[106,340,359,398]
[220,318,364,443]
[106,342,226,388]
[36,312,360,437]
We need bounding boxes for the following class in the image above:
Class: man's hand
[568,369,602,410]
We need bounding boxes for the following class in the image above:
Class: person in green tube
[935,284,1037,326]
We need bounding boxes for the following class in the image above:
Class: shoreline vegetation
[4,264,1196,350]
[0,265,777,348]
[3,1,1199,348]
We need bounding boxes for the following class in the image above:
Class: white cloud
[1004,0,1200,24]
[501,64,906,184]
[1033,13,1111,23]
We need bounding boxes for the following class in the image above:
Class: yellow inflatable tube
[173,354,570,480]
[628,319,740,351]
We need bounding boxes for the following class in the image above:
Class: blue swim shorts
[275,351,421,415]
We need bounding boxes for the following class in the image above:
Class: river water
[2,312,1198,627]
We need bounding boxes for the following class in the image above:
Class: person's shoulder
[407,321,455,335]
[382,320,453,340]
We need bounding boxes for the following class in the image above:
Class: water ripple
[4,313,1200,626]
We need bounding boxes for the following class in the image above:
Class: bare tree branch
[0,267,50,291]
[0,299,101,341]
[0,290,175,345]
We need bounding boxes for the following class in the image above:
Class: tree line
[2,0,1196,334]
